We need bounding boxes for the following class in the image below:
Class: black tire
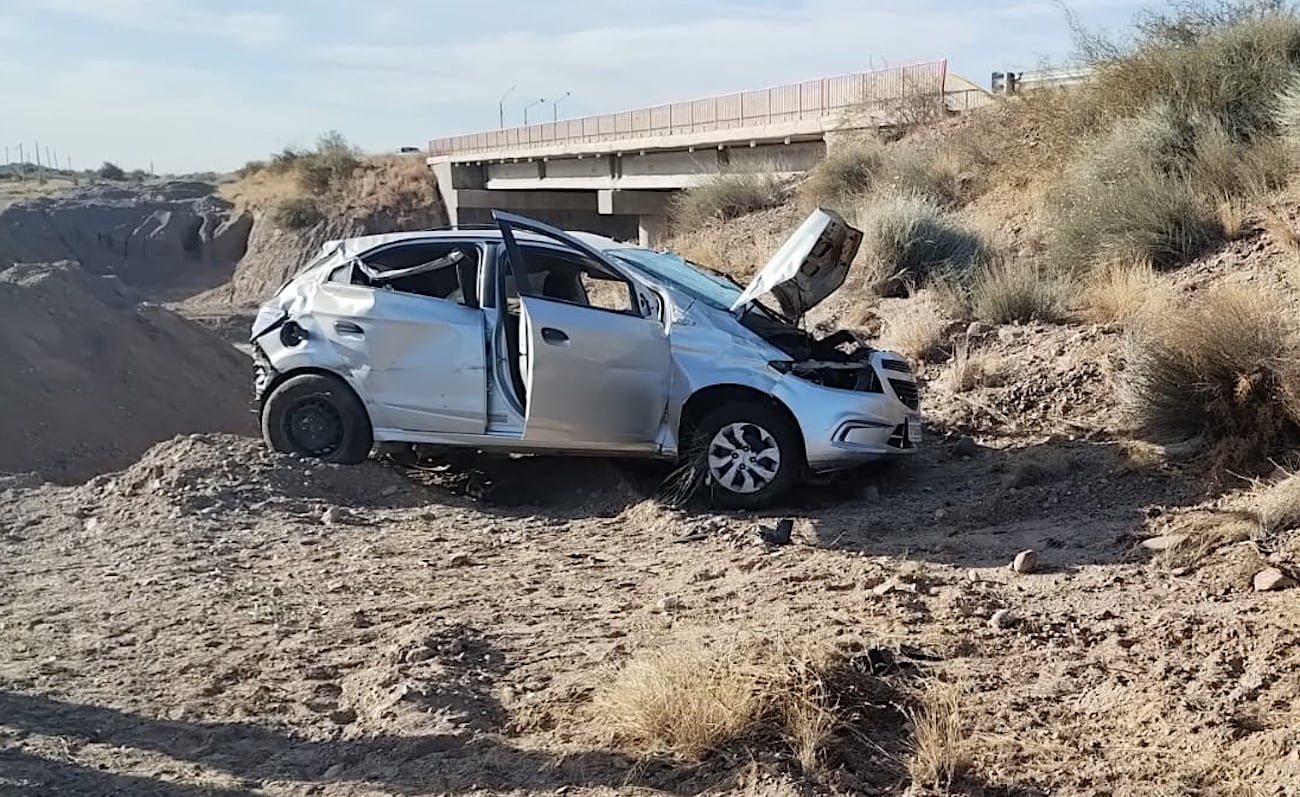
[688,400,804,509]
[261,373,373,464]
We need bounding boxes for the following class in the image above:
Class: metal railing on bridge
[429,60,949,157]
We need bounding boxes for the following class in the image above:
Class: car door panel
[493,211,672,448]
[311,281,487,435]
[519,297,669,446]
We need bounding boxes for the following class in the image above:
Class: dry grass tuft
[1124,284,1300,467]
[856,194,989,297]
[1217,198,1251,240]
[672,172,787,229]
[1155,510,1257,569]
[907,681,971,791]
[799,138,888,210]
[1255,473,1300,537]
[880,292,952,362]
[1262,205,1300,255]
[590,635,870,774]
[1003,449,1072,489]
[590,640,764,760]
[970,258,1072,325]
[948,336,1002,393]
[1081,258,1159,325]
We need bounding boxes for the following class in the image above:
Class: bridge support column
[599,189,672,247]
[638,215,666,248]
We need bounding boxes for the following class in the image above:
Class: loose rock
[989,609,1019,630]
[1012,550,1039,574]
[1253,568,1295,593]
[655,595,682,613]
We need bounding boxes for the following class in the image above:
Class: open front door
[495,211,671,450]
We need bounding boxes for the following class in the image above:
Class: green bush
[671,172,786,228]
[270,197,323,230]
[856,193,989,296]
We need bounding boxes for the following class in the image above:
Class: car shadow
[0,690,696,796]
[385,427,1206,570]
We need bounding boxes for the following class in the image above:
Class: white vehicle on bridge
[250,209,920,507]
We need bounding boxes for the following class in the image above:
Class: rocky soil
[3,177,1300,796]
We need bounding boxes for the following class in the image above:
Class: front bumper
[773,376,920,472]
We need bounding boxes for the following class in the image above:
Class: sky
[0,0,1153,173]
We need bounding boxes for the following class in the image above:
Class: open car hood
[729,208,863,321]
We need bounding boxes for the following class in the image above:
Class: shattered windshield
[608,248,745,312]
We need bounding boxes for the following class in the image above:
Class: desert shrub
[97,161,125,181]
[1081,6,1300,142]
[1124,284,1300,465]
[1049,160,1217,272]
[856,194,989,296]
[671,172,786,228]
[1186,117,1288,199]
[1275,72,1300,150]
[799,139,888,209]
[270,197,323,230]
[801,139,972,212]
[256,132,360,195]
[970,258,1072,325]
[235,160,267,179]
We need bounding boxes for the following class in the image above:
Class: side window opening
[349,242,481,307]
[515,244,635,315]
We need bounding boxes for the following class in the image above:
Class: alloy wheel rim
[706,422,780,495]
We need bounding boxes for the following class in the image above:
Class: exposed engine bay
[740,311,882,392]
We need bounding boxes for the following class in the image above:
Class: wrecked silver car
[250,209,919,507]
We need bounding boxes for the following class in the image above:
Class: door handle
[541,327,569,345]
[334,320,364,336]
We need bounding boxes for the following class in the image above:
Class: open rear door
[494,211,670,450]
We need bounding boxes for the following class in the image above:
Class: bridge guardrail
[429,60,948,157]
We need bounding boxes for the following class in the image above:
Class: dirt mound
[0,262,254,483]
[82,433,424,517]
[0,181,250,296]
[191,156,446,310]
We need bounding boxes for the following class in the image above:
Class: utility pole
[17,142,23,181]
[499,84,517,129]
[34,140,43,183]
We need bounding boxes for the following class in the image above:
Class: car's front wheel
[261,373,373,464]
[690,401,803,509]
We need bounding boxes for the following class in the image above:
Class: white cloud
[29,0,291,45]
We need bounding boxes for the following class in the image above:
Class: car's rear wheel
[262,373,373,464]
[690,401,803,509]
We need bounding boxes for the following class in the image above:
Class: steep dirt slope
[0,262,254,483]
[0,181,250,296]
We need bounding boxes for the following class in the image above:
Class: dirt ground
[4,178,1300,796]
[3,364,1299,797]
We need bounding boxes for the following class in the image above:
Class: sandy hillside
[0,262,254,483]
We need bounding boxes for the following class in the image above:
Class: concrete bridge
[427,61,989,244]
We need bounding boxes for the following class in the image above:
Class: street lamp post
[498,84,517,129]
[552,90,572,122]
[523,97,546,126]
